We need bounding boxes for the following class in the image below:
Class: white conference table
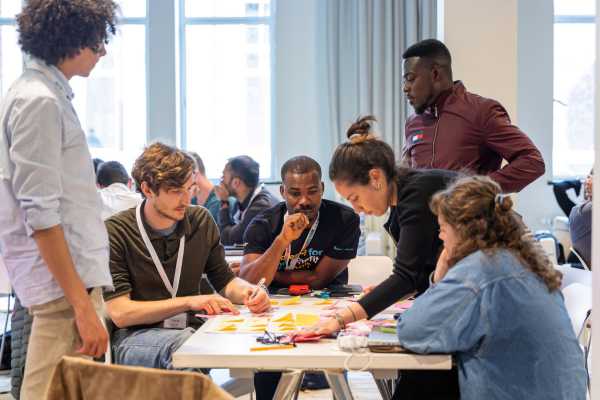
[173,297,451,400]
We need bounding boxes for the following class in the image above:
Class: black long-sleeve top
[358,169,457,318]
[218,187,278,246]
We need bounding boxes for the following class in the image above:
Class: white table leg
[221,377,254,397]
[273,370,304,400]
[324,370,354,400]
[220,369,255,398]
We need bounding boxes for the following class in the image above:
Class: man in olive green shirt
[103,143,270,371]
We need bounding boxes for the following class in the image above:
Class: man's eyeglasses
[256,331,288,345]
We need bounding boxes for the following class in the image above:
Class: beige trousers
[21,288,104,400]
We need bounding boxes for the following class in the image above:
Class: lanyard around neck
[235,185,263,222]
[136,203,185,298]
[284,212,320,270]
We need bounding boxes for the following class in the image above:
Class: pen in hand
[251,277,267,300]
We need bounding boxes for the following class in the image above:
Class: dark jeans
[254,371,281,400]
[392,368,460,400]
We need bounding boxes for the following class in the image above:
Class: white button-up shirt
[99,183,142,220]
[0,58,113,307]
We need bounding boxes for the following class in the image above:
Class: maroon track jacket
[402,81,545,193]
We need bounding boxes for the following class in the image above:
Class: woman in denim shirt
[396,176,587,400]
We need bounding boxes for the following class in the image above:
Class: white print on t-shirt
[278,248,324,271]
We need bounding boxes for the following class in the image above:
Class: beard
[414,91,438,115]
[153,201,185,223]
[224,183,236,198]
[414,103,427,115]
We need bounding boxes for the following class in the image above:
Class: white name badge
[163,313,187,329]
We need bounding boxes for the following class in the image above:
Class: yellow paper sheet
[272,312,294,323]
[274,322,296,328]
[281,296,301,306]
[224,317,245,323]
[277,326,296,332]
[217,324,238,332]
[314,299,333,305]
[248,327,268,332]
[249,323,268,329]
[294,313,319,327]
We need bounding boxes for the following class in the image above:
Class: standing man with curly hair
[0,1,118,398]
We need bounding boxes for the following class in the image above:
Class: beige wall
[441,0,559,231]
[442,0,518,122]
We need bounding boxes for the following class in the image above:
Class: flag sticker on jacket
[411,130,424,144]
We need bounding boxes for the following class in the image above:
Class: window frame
[0,9,22,95]
[0,0,277,178]
[552,10,595,178]
[120,11,148,150]
[177,0,276,179]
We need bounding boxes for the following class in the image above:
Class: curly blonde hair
[430,176,562,291]
[132,142,195,198]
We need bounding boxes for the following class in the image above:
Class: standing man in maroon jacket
[401,39,545,193]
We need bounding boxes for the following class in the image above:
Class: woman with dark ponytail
[396,176,586,400]
[313,116,459,398]
[315,115,456,330]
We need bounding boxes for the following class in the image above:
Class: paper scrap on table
[248,327,267,332]
[272,312,294,323]
[281,296,301,305]
[275,322,296,328]
[276,325,296,332]
[294,313,319,327]
[314,299,333,305]
[224,317,245,323]
[217,324,238,332]
[250,324,268,330]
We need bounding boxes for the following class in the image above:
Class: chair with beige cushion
[45,356,233,400]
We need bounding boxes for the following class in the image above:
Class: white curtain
[320,0,437,255]
[323,0,437,152]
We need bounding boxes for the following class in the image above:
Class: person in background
[96,160,141,220]
[569,168,593,267]
[401,39,545,193]
[188,151,221,223]
[0,1,118,398]
[215,155,278,245]
[310,116,459,398]
[395,176,586,400]
[93,157,105,175]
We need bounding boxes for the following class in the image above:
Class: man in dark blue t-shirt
[240,156,360,290]
[241,155,360,399]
